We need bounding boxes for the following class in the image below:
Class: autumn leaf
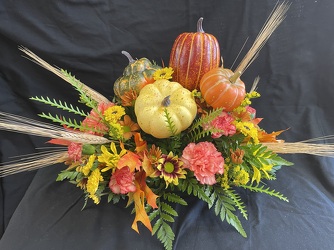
[142,154,155,176]
[117,151,141,172]
[134,132,147,153]
[129,171,159,233]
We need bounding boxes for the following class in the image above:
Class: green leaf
[226,209,247,237]
[240,184,289,202]
[30,96,88,117]
[56,170,78,181]
[161,213,175,223]
[163,193,187,206]
[161,202,178,217]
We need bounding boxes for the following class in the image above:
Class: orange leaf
[258,129,287,142]
[117,151,142,172]
[142,154,155,176]
[47,139,72,146]
[130,187,152,233]
[136,171,159,209]
[130,171,154,233]
[134,132,147,153]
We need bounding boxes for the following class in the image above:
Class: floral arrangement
[1,2,334,250]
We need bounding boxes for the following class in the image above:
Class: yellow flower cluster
[87,169,103,204]
[231,165,249,186]
[234,91,260,114]
[220,163,230,189]
[104,106,126,139]
[153,67,174,80]
[104,106,125,123]
[75,155,103,204]
[234,121,259,144]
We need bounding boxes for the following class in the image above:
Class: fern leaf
[240,184,289,202]
[61,69,98,109]
[163,193,187,206]
[30,96,88,117]
[187,108,223,141]
[38,112,83,130]
[224,189,248,219]
[208,186,247,237]
[163,108,178,136]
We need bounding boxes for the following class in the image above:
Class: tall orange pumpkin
[200,68,246,112]
[169,17,220,91]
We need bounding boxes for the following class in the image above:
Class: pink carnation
[181,142,224,185]
[204,112,236,138]
[68,142,82,162]
[109,166,136,194]
[82,102,114,135]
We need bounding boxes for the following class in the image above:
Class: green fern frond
[61,69,97,109]
[208,186,247,237]
[30,96,88,117]
[150,196,184,250]
[240,184,289,202]
[224,189,248,219]
[178,175,211,205]
[163,108,178,136]
[163,192,187,206]
[187,108,223,142]
[38,112,83,130]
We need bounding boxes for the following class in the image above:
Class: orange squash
[199,68,246,112]
[169,17,220,91]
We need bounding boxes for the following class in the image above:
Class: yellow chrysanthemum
[153,67,174,80]
[109,123,124,139]
[97,142,127,172]
[104,106,125,124]
[80,154,96,176]
[86,168,103,204]
[89,194,100,204]
[235,121,259,144]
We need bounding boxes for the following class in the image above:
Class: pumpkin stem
[197,17,204,33]
[121,50,135,64]
[229,71,242,84]
[161,95,171,107]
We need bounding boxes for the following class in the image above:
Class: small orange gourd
[199,68,246,112]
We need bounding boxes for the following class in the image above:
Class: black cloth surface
[0,0,334,249]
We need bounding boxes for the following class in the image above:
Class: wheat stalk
[234,1,290,76]
[0,111,111,144]
[0,150,69,177]
[264,136,334,157]
[18,46,111,104]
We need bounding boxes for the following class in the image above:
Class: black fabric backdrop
[0,1,334,249]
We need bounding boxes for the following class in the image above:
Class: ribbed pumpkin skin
[169,18,220,91]
[200,68,246,111]
[113,52,161,98]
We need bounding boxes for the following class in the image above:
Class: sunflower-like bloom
[154,152,186,187]
[97,142,127,172]
[104,105,126,124]
[153,67,174,80]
